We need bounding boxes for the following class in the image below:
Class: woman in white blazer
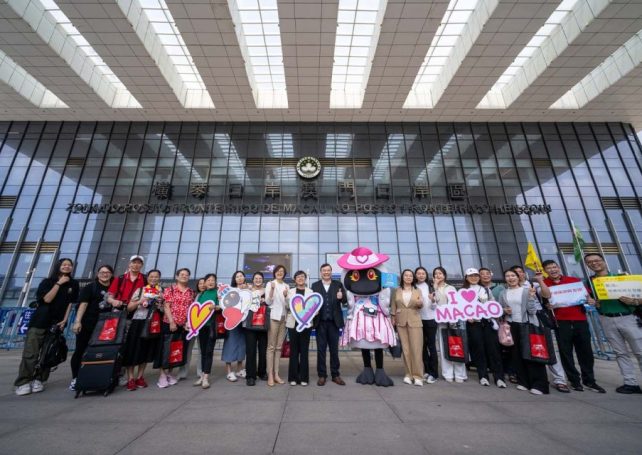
[265,265,289,386]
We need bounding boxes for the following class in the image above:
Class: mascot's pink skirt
[341,307,396,349]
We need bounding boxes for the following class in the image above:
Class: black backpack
[36,325,68,372]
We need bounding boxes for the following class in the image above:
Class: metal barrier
[585,305,616,360]
[0,307,76,351]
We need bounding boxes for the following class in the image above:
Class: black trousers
[555,320,595,386]
[510,323,549,393]
[362,348,384,369]
[288,327,311,383]
[70,320,96,379]
[316,320,341,379]
[467,320,504,382]
[422,320,439,378]
[198,323,217,375]
[245,329,268,379]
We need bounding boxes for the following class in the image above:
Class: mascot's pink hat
[337,247,389,270]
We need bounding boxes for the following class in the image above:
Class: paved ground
[0,349,640,455]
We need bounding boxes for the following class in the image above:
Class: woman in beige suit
[391,269,424,387]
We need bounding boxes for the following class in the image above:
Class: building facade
[0,121,641,306]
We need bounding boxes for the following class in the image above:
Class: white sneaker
[15,383,31,396]
[414,379,424,387]
[455,378,465,384]
[226,372,238,382]
[516,385,528,391]
[530,388,544,395]
[403,376,412,385]
[300,382,308,387]
[423,373,429,381]
[236,369,246,379]
[480,378,490,386]
[444,377,454,383]
[290,381,297,386]
[496,379,507,389]
[118,375,128,387]
[426,375,437,384]
[68,378,77,391]
[31,380,44,393]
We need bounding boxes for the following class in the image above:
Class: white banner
[549,281,589,308]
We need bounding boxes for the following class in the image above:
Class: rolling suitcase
[75,344,122,398]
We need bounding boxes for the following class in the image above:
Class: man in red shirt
[542,260,605,393]
[106,255,146,310]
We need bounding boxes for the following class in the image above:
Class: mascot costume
[339,247,396,386]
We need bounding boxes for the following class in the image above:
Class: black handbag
[441,326,468,363]
[536,308,557,330]
[242,304,270,332]
[140,307,162,339]
[162,329,186,369]
[36,325,68,372]
[520,316,557,365]
[388,331,402,358]
[90,311,127,346]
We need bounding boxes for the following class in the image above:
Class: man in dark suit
[312,263,348,386]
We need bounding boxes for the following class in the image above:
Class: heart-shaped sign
[186,300,215,340]
[220,289,253,330]
[460,289,477,303]
[289,292,323,332]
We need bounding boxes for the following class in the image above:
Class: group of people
[13,251,642,398]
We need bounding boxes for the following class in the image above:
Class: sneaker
[202,377,210,389]
[15,383,31,396]
[157,375,169,388]
[423,373,429,381]
[426,375,437,384]
[118,375,128,387]
[193,376,203,387]
[496,379,507,389]
[236,369,247,379]
[516,385,528,391]
[444,377,454,383]
[127,379,137,391]
[480,378,490,386]
[584,382,606,394]
[226,372,238,382]
[301,382,308,387]
[530,388,544,395]
[31,380,44,393]
[135,377,148,389]
[414,379,424,387]
[68,378,76,391]
[455,378,465,383]
[403,376,412,385]
[571,383,584,392]
[290,381,297,386]
[615,384,642,394]
[167,374,178,386]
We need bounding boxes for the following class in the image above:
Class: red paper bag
[98,318,118,341]
[251,305,266,326]
[149,311,161,334]
[448,335,465,360]
[216,313,226,336]
[529,333,550,360]
[169,340,184,365]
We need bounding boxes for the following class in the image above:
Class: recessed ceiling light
[551,30,642,109]
[8,0,142,108]
[477,0,611,109]
[0,49,67,108]
[404,0,499,109]
[227,0,288,109]
[118,0,215,109]
[330,0,388,109]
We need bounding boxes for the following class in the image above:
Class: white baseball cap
[464,267,480,276]
[129,255,144,263]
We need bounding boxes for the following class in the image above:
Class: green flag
[571,220,585,263]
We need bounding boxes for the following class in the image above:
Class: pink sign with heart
[434,289,503,323]
[289,293,324,332]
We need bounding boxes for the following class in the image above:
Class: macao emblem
[296,157,321,179]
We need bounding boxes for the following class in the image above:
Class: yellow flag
[525,242,548,278]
